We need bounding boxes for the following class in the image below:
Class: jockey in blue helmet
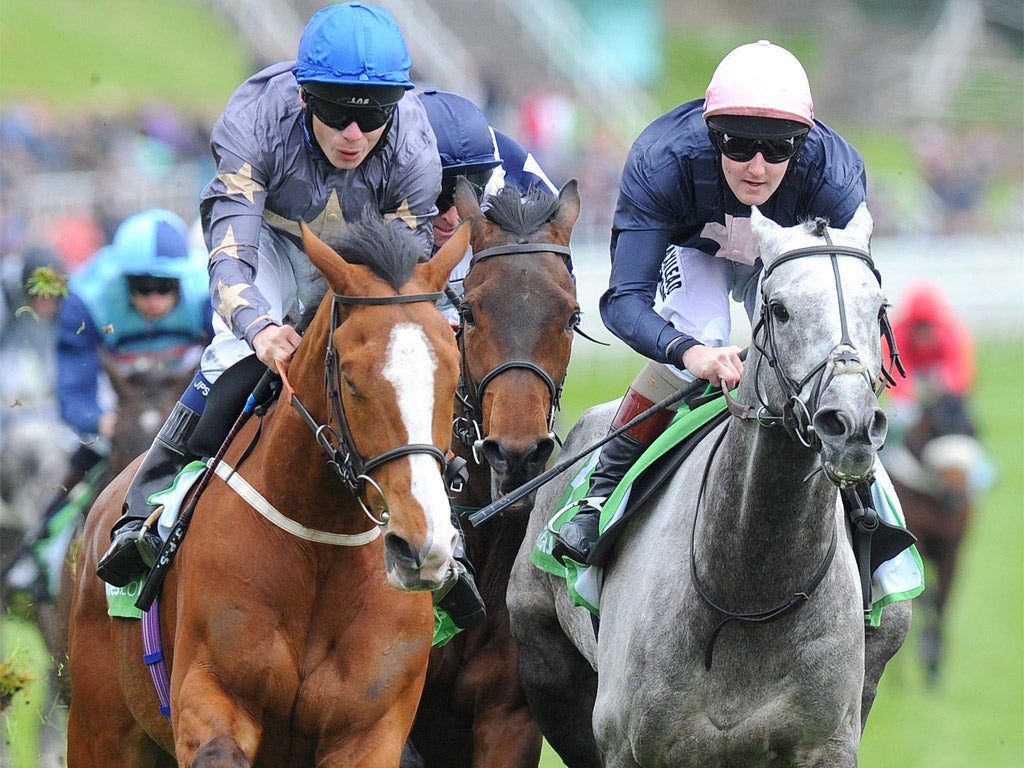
[419,88,562,323]
[95,5,494,632]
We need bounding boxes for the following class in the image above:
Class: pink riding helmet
[703,40,814,127]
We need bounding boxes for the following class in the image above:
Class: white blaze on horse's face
[381,322,458,586]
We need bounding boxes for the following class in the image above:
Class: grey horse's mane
[334,210,422,291]
[484,185,561,238]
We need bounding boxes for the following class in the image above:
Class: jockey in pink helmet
[554,40,873,566]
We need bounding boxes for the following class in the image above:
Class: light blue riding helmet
[110,209,191,280]
[418,89,501,177]
[294,3,414,107]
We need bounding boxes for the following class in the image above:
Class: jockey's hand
[253,324,302,372]
[681,344,744,389]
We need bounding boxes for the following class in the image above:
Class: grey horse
[508,203,912,768]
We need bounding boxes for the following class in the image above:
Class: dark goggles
[436,171,491,211]
[306,94,395,133]
[708,128,808,164]
[126,275,179,295]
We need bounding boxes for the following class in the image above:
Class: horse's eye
[565,309,581,333]
[770,302,790,322]
[344,377,358,396]
[459,304,476,327]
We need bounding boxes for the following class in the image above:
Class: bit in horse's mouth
[822,460,876,488]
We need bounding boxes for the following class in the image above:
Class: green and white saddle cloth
[532,397,924,627]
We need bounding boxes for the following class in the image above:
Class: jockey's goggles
[708,127,808,164]
[305,93,395,133]
[126,275,179,295]
[436,171,491,211]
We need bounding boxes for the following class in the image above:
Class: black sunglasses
[306,94,395,133]
[127,275,179,296]
[708,128,808,164]
[436,171,491,211]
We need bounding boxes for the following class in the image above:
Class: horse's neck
[696,420,839,598]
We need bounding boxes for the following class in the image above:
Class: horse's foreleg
[174,675,260,767]
[508,575,601,768]
[861,599,912,731]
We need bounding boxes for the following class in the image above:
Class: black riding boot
[96,401,199,587]
[551,432,648,564]
[434,513,486,630]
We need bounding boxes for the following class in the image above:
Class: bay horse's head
[746,203,891,486]
[299,216,469,591]
[453,178,581,514]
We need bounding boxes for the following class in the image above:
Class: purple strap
[141,600,171,717]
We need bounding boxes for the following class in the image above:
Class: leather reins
[694,221,902,668]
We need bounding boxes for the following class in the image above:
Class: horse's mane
[483,185,561,238]
[333,210,423,290]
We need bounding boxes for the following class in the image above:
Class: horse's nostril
[813,408,848,440]
[525,438,555,475]
[482,437,555,478]
[384,533,420,570]
[480,440,508,473]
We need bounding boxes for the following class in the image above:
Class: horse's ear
[844,202,874,246]
[750,206,787,267]
[300,220,355,290]
[422,221,471,291]
[551,179,581,236]
[455,176,483,220]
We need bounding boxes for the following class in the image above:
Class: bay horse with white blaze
[509,204,912,767]
[405,179,581,767]
[67,215,470,767]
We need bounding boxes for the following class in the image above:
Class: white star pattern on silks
[216,163,264,204]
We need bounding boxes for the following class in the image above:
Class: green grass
[0,0,252,119]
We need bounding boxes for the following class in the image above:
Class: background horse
[508,204,912,767]
[1,346,200,767]
[67,216,469,767]
[406,180,581,767]
[883,391,984,682]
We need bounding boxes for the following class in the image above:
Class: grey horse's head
[749,203,888,486]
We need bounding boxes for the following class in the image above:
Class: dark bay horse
[407,180,581,767]
[67,216,470,767]
[884,391,983,681]
[509,204,912,767]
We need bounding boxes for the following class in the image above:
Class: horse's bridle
[693,219,904,668]
[451,241,572,463]
[283,290,450,524]
[722,220,904,452]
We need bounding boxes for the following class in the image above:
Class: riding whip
[135,368,281,610]
[467,378,711,527]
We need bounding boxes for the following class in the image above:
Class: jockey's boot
[97,401,199,587]
[552,385,677,565]
[434,513,486,630]
[97,356,270,587]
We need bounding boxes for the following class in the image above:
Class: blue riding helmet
[294,2,414,97]
[109,209,191,280]
[419,89,501,177]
